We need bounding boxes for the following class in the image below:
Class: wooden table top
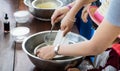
[0,0,79,71]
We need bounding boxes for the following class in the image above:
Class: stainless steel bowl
[60,0,74,6]
[22,31,87,71]
[24,0,63,21]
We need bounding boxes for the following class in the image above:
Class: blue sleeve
[105,0,120,27]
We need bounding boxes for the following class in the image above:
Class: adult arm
[36,0,120,59]
[58,0,120,56]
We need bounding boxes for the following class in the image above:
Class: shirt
[105,0,120,27]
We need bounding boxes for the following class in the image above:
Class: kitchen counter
[0,0,79,71]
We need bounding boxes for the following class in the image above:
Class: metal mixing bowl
[24,0,63,21]
[22,31,87,71]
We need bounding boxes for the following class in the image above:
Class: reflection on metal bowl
[24,0,63,21]
[22,31,87,71]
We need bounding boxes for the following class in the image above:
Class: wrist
[67,17,76,23]
[54,44,60,55]
[65,10,76,23]
[66,5,72,10]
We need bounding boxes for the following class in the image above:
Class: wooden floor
[0,0,79,71]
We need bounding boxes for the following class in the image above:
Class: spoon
[44,24,55,45]
[50,24,54,36]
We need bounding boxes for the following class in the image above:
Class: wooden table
[0,0,79,71]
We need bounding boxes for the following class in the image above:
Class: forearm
[58,40,96,56]
[58,20,120,56]
[58,39,107,57]
[65,0,95,21]
[68,1,75,7]
[66,0,84,19]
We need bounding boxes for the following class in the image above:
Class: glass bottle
[4,13,10,33]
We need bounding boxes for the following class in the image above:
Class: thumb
[82,12,88,23]
[63,27,69,36]
[60,25,67,36]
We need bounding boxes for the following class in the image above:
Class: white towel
[53,30,69,46]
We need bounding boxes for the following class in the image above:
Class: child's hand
[51,6,70,25]
[81,6,89,23]
[77,0,96,5]
[67,68,80,71]
[60,15,75,36]
[81,4,91,23]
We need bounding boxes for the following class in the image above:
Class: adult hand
[51,6,69,25]
[36,45,56,60]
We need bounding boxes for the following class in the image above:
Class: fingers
[81,11,88,23]
[53,15,64,24]
[63,27,70,36]
[51,6,68,25]
[86,0,96,4]
[81,6,89,23]
[51,9,63,24]
[51,10,59,24]
[60,18,74,36]
[67,68,80,71]
[61,25,70,36]
[36,50,52,60]
[79,0,96,5]
[36,49,42,58]
[90,0,96,3]
[35,46,55,60]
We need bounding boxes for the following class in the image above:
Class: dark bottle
[4,13,10,33]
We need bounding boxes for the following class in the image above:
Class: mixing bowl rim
[24,0,33,7]
[32,0,63,10]
[22,30,86,62]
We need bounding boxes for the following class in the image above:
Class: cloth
[77,44,120,71]
[112,43,120,56]
[87,44,120,71]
